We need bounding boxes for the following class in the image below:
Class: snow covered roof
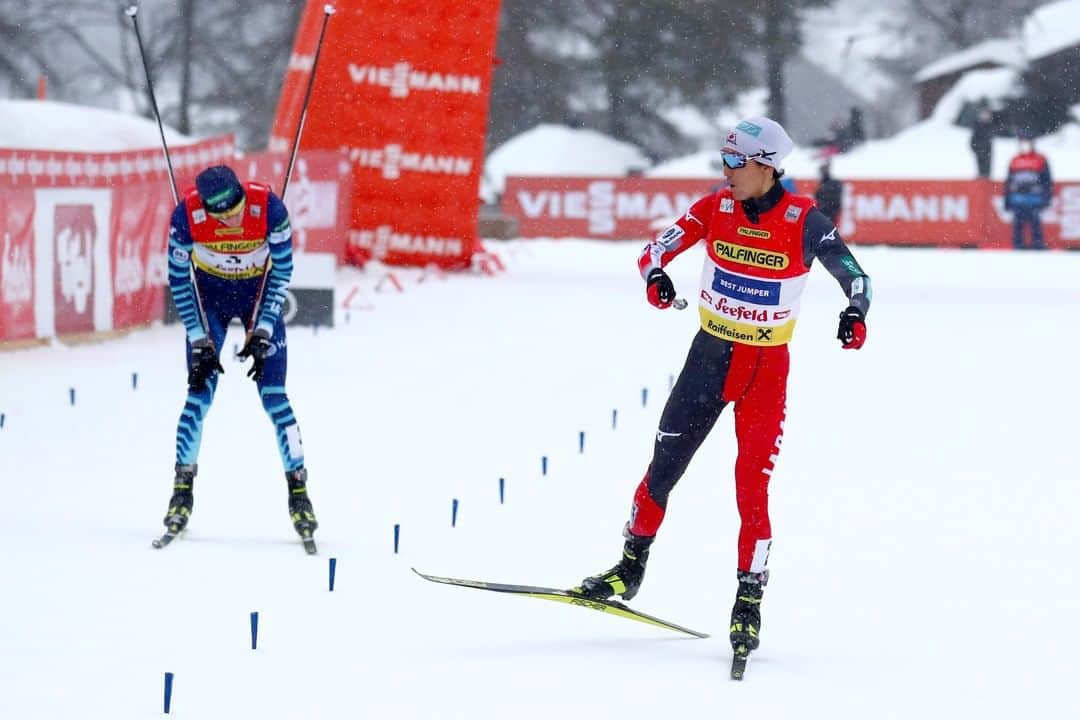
[1023,0,1080,62]
[914,39,1024,83]
[482,124,650,203]
[0,100,194,152]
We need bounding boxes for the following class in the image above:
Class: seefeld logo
[347,62,483,99]
[516,181,699,234]
[349,144,473,181]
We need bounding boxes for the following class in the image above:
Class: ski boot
[573,531,654,601]
[286,467,318,553]
[729,570,768,654]
[162,463,197,534]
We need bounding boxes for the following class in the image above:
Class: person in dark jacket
[1004,134,1053,249]
[813,162,843,224]
[970,105,994,178]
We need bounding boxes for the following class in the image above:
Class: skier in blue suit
[160,165,317,547]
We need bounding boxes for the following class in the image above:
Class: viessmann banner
[0,138,234,343]
[503,176,1080,249]
[271,0,502,269]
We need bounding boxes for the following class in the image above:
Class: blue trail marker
[579,430,586,453]
[163,672,174,714]
[0,413,5,429]
[641,387,648,407]
[393,523,400,554]
[451,498,459,527]
[541,455,548,476]
[69,388,76,406]
[499,477,505,505]
[612,409,618,430]
[250,611,259,650]
[329,557,337,592]
[132,372,139,390]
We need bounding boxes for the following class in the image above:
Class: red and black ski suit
[629,181,871,574]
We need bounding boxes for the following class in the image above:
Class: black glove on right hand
[188,337,224,391]
[237,328,273,382]
[646,268,676,309]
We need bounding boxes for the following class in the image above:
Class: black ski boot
[286,467,318,538]
[573,532,654,601]
[729,570,768,653]
[163,464,196,533]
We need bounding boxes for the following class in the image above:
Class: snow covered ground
[2,240,1078,718]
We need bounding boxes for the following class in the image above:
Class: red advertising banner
[111,182,170,330]
[503,176,1080,250]
[234,150,352,259]
[271,0,502,268]
[503,177,719,239]
[0,189,36,341]
[0,137,234,343]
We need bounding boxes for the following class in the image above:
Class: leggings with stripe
[174,309,304,472]
[627,330,788,573]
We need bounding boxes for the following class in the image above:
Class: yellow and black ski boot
[730,570,768,653]
[163,463,196,533]
[286,467,318,553]
[573,532,654,601]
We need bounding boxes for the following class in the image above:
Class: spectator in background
[1004,133,1053,250]
[779,176,798,194]
[841,107,865,150]
[813,162,843,225]
[970,102,994,178]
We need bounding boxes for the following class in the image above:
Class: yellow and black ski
[412,568,709,638]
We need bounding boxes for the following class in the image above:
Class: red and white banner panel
[233,150,352,261]
[503,176,1080,250]
[271,0,502,269]
[0,137,233,343]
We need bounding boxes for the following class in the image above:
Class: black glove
[237,328,273,382]
[645,268,676,308]
[188,337,224,391]
[836,306,867,349]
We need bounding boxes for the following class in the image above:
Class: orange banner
[271,0,502,268]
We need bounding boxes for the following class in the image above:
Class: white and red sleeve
[637,193,716,279]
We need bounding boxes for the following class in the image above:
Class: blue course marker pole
[451,498,459,527]
[579,431,585,454]
[69,388,76,406]
[499,477,505,505]
[612,409,618,430]
[163,672,174,714]
[0,413,5,429]
[393,523,400,554]
[329,557,337,592]
[250,611,259,650]
[541,456,548,476]
[641,387,648,407]
[132,372,139,390]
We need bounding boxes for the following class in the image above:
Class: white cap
[722,116,794,170]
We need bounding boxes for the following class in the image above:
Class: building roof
[1024,0,1080,62]
[914,39,1024,83]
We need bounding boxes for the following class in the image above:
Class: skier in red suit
[574,117,872,660]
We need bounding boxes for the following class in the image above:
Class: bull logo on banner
[2,229,33,305]
[54,204,96,332]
